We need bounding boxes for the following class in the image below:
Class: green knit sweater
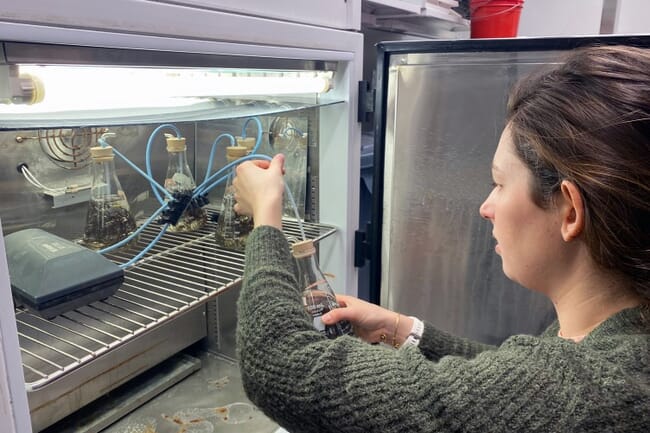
[236,226,650,433]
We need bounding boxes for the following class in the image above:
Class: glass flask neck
[165,149,196,192]
[167,149,191,172]
[295,253,330,290]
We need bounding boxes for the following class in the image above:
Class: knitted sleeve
[417,322,496,361]
[236,226,649,433]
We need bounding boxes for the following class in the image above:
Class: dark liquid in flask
[302,289,353,339]
[81,199,136,249]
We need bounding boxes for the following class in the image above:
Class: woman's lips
[492,234,500,254]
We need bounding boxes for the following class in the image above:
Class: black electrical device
[5,228,124,319]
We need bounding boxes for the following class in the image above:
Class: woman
[234,45,650,432]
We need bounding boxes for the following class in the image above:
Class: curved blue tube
[280,172,304,240]
[205,133,236,180]
[145,124,182,204]
[194,153,272,198]
[111,147,172,201]
[119,223,169,269]
[197,172,230,198]
[282,126,305,137]
[193,152,305,240]
[242,116,263,154]
[97,135,112,148]
[195,117,263,197]
[98,203,168,254]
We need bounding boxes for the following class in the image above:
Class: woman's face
[479,127,564,292]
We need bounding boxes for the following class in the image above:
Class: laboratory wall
[518,0,650,37]
[518,0,605,36]
[615,0,650,33]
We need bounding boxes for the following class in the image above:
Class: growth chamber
[0,3,363,432]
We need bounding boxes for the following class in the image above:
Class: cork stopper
[226,145,249,162]
[90,145,115,161]
[165,135,187,152]
[291,239,316,259]
[236,136,256,152]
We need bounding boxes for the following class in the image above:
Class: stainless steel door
[377,47,563,344]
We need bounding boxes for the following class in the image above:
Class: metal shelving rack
[15,212,336,390]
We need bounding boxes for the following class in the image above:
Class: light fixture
[0,65,333,112]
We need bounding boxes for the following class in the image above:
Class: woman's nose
[479,199,492,220]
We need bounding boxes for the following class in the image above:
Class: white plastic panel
[367,0,422,12]
[150,0,362,31]
[0,0,361,53]
[0,223,32,433]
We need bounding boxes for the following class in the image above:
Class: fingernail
[322,313,331,323]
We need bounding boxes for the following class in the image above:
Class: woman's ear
[559,180,585,242]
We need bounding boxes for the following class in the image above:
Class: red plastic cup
[470,0,524,38]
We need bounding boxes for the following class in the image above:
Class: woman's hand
[322,295,413,345]
[233,154,285,230]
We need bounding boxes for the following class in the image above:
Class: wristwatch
[401,316,424,348]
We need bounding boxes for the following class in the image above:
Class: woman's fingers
[322,305,353,325]
[323,295,369,325]
[251,160,271,169]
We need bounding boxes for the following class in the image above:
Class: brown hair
[506,45,650,300]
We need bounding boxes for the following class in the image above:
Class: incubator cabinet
[0,2,363,431]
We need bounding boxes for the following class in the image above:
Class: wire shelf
[15,214,336,389]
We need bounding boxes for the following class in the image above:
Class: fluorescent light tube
[3,65,332,111]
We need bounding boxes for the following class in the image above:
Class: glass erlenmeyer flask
[164,134,207,232]
[269,117,308,219]
[292,239,353,339]
[80,145,136,250]
[214,145,254,251]
[281,130,307,219]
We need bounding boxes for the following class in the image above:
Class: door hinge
[354,224,371,267]
[357,80,375,123]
